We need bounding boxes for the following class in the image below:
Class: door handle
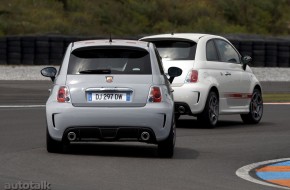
[225,72,231,76]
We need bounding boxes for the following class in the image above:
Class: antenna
[109,33,112,43]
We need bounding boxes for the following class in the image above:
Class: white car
[140,33,263,128]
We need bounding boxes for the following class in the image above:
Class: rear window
[67,46,151,75]
[152,40,196,60]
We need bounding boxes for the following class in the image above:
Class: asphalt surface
[0,81,290,190]
[0,80,289,106]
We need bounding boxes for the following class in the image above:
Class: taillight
[185,70,198,83]
[57,86,70,103]
[148,86,162,103]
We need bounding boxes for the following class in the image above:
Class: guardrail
[0,35,289,67]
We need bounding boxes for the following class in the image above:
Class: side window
[206,40,219,61]
[215,39,240,63]
[154,47,165,75]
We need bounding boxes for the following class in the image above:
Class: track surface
[0,81,290,190]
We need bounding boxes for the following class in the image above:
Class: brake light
[148,86,162,103]
[57,86,70,103]
[185,70,198,83]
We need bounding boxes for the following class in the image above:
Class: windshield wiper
[79,69,111,74]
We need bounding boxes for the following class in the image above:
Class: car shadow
[62,143,199,160]
[176,117,265,129]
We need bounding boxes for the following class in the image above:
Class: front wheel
[241,89,263,124]
[158,118,176,158]
[197,91,219,128]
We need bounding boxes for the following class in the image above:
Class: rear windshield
[68,46,151,75]
[152,40,196,60]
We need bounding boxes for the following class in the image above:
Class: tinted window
[68,47,151,75]
[206,40,219,61]
[153,40,196,60]
[215,39,240,63]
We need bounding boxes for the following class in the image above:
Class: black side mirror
[168,67,182,83]
[41,67,57,82]
[241,56,252,70]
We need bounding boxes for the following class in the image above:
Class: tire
[50,47,64,54]
[230,40,240,50]
[253,45,265,51]
[46,128,63,153]
[197,91,219,128]
[8,59,21,65]
[23,47,35,54]
[0,41,7,49]
[158,117,176,158]
[49,59,62,65]
[266,50,277,56]
[241,89,263,124]
[240,51,252,57]
[35,58,49,65]
[0,48,7,56]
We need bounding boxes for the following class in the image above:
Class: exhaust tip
[140,131,150,141]
[178,106,186,114]
[67,131,77,141]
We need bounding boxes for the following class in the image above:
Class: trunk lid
[162,60,194,85]
[67,75,152,107]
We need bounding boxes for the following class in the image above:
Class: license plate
[87,92,130,102]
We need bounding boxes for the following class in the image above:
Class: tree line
[0,0,290,37]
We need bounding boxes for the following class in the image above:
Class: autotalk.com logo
[4,181,51,190]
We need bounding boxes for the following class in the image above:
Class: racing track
[0,81,290,190]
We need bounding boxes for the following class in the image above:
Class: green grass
[263,93,290,103]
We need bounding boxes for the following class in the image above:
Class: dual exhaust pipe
[177,106,186,114]
[140,131,150,141]
[67,131,77,141]
[67,130,151,142]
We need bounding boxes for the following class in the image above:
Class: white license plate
[87,92,130,102]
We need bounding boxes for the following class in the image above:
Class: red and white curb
[236,158,290,189]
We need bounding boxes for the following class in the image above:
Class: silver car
[41,39,182,157]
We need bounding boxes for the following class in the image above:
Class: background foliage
[0,0,290,37]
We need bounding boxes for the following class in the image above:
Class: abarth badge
[106,76,113,83]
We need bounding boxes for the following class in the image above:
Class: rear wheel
[197,91,219,128]
[158,118,176,158]
[241,89,263,124]
[47,128,63,153]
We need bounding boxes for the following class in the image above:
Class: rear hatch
[143,39,196,85]
[66,46,152,107]
[161,60,194,85]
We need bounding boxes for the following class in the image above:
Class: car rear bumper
[46,102,173,143]
[63,127,157,143]
[172,83,208,114]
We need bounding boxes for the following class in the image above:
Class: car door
[205,39,233,112]
[214,39,250,110]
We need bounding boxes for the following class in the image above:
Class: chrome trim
[85,87,133,92]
